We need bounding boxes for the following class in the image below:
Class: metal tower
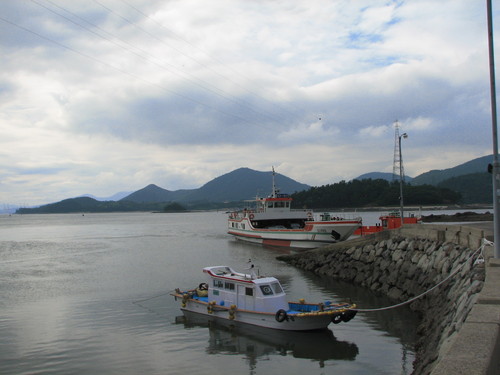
[392,121,405,181]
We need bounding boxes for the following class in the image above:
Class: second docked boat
[227,169,362,249]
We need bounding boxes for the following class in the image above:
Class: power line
[0,14,257,127]
[117,0,306,119]
[29,0,281,125]
[91,0,292,123]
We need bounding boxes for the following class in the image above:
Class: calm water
[0,212,420,374]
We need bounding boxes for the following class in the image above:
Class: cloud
[0,0,496,205]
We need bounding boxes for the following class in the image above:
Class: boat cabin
[256,193,292,213]
[203,266,288,313]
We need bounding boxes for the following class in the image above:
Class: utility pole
[399,131,408,226]
[393,121,407,225]
[392,121,404,181]
[487,0,500,258]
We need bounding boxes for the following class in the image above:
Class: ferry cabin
[203,266,288,313]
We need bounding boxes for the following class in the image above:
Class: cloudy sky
[0,0,498,206]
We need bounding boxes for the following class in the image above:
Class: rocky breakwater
[277,232,486,374]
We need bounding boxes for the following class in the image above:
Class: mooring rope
[132,289,176,305]
[352,238,492,312]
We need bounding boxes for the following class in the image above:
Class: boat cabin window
[213,280,224,288]
[245,287,253,296]
[224,282,235,291]
[259,283,283,296]
[260,285,273,295]
[213,267,231,275]
[271,282,283,294]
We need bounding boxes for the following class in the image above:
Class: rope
[352,238,492,312]
[132,289,175,305]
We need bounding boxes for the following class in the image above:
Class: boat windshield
[271,282,283,294]
[260,282,283,296]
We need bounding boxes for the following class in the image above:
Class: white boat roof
[203,266,278,284]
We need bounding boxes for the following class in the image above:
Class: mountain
[411,154,493,186]
[121,168,310,204]
[355,172,414,182]
[13,156,495,214]
[80,191,132,201]
[193,167,310,202]
[120,184,192,203]
[16,168,311,214]
[437,172,492,204]
[16,197,168,214]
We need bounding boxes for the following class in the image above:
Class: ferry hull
[228,219,361,249]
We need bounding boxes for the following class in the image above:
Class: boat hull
[177,296,353,331]
[228,218,361,249]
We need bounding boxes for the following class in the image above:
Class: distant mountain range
[410,155,492,185]
[354,154,493,204]
[121,168,310,203]
[81,191,132,201]
[354,154,492,185]
[13,154,494,213]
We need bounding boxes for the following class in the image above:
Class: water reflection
[302,273,419,347]
[176,312,358,368]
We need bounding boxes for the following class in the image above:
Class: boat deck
[187,294,351,315]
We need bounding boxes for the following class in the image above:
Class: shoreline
[421,211,493,222]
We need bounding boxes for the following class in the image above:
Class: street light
[399,133,408,226]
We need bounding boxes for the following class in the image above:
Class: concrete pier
[277,223,500,374]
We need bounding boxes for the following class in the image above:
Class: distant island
[422,211,493,222]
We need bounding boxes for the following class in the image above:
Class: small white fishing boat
[227,169,362,249]
[171,265,357,331]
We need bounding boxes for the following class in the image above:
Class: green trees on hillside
[291,179,462,209]
[163,203,187,212]
[437,172,492,204]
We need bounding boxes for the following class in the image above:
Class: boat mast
[271,166,278,198]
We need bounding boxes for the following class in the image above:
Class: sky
[0,0,498,207]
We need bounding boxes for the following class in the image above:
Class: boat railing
[310,212,363,222]
[229,210,362,222]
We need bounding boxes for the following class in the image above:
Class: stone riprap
[277,230,487,374]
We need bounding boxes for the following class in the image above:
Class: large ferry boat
[171,265,357,331]
[227,169,362,249]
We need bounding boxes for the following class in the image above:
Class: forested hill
[291,179,462,209]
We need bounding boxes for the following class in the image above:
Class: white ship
[227,169,362,249]
[171,265,357,331]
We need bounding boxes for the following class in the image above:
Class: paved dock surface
[430,221,499,375]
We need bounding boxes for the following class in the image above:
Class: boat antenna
[271,166,278,198]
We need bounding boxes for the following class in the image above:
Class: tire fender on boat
[229,304,237,320]
[331,314,343,324]
[341,309,357,323]
[181,293,189,308]
[275,309,288,322]
[331,230,341,240]
[207,301,216,314]
[249,213,254,220]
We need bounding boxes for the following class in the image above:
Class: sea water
[0,211,421,374]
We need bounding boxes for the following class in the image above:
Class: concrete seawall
[277,224,500,374]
